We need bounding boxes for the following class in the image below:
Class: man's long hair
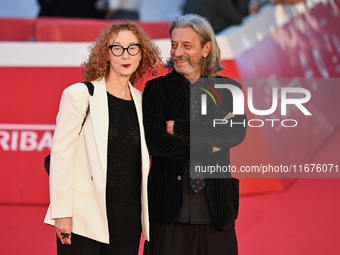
[166,14,223,78]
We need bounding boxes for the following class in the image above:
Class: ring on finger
[61,232,71,239]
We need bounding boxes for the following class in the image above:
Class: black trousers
[144,222,238,255]
[57,201,141,255]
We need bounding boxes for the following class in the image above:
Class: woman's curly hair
[82,23,163,85]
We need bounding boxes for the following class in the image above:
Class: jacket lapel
[129,83,142,126]
[89,78,109,175]
[130,82,149,170]
[130,83,150,240]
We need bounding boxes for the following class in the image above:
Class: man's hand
[55,217,72,245]
[223,112,234,120]
[167,113,234,152]
[212,146,221,152]
[166,120,175,135]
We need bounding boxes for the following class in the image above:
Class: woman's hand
[55,217,72,245]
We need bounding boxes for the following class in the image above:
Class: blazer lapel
[89,78,109,175]
[130,83,150,240]
[130,83,145,144]
[129,83,149,168]
[129,82,142,123]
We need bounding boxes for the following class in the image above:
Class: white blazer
[44,77,150,243]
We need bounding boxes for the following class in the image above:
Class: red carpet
[1,177,339,254]
[237,178,340,255]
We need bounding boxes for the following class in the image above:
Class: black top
[106,92,141,206]
[175,167,213,224]
[142,71,247,230]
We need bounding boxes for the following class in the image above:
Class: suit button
[178,175,182,181]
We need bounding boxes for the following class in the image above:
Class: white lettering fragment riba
[0,124,54,151]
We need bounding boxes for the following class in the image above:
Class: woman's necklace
[106,83,132,100]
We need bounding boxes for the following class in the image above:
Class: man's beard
[173,55,202,78]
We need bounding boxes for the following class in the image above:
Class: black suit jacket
[142,71,247,230]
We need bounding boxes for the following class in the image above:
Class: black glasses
[108,44,141,57]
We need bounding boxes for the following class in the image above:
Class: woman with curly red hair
[44,23,162,255]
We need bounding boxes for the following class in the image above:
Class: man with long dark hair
[142,14,247,255]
